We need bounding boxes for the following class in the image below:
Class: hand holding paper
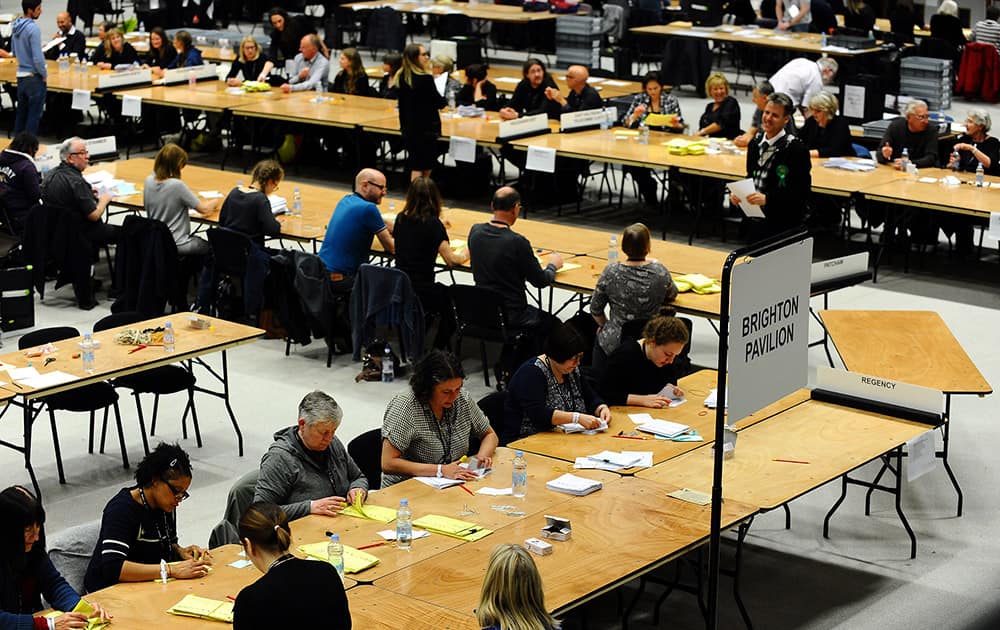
[726,179,765,219]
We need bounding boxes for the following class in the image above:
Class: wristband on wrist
[436,464,443,478]
[572,412,580,423]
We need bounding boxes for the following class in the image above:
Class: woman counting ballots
[84,443,211,592]
[233,502,350,630]
[0,486,111,629]
[381,350,498,487]
[598,308,691,409]
[502,322,611,445]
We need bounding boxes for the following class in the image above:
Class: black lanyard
[545,358,578,412]
[427,405,454,464]
[138,487,174,560]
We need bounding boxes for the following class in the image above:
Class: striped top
[972,19,1000,47]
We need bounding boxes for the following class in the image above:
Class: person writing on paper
[280,34,327,94]
[599,307,690,408]
[543,64,602,113]
[499,57,561,121]
[876,99,939,170]
[144,143,220,256]
[798,91,852,158]
[729,92,811,238]
[93,28,138,69]
[0,486,112,629]
[589,223,677,373]
[254,391,369,520]
[393,176,468,349]
[43,11,85,61]
[477,544,560,630]
[503,323,610,445]
[226,36,273,86]
[85,443,212,592]
[233,502,350,630]
[381,350,498,487]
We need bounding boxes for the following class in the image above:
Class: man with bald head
[280,34,329,93]
[43,11,85,60]
[544,64,602,113]
[318,168,394,291]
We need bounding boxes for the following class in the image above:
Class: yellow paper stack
[166,594,234,623]
[297,542,381,574]
[412,514,493,541]
[644,113,680,128]
[663,138,707,155]
[340,494,398,523]
[43,600,110,630]
[674,273,721,294]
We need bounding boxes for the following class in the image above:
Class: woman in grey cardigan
[253,391,369,520]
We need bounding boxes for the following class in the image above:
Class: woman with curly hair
[380,349,498,487]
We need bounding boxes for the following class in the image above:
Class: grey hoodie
[11,15,46,79]
[253,426,368,520]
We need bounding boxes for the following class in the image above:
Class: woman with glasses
[502,323,610,445]
[84,443,210,592]
[233,502,350,629]
[0,486,111,628]
[381,350,498,487]
[598,307,690,409]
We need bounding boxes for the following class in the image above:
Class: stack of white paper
[557,419,608,434]
[268,194,288,215]
[575,450,652,471]
[413,476,464,489]
[704,388,728,409]
[636,419,690,438]
[546,473,603,496]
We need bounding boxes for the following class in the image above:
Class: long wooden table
[345,0,557,24]
[0,313,263,496]
[231,91,401,129]
[630,21,883,57]
[114,80,272,113]
[858,166,1000,219]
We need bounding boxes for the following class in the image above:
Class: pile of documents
[268,194,288,215]
[704,388,727,409]
[43,600,109,629]
[673,273,721,294]
[412,514,493,541]
[82,170,137,197]
[635,418,691,438]
[297,542,381,573]
[557,418,608,434]
[546,473,603,496]
[574,450,652,471]
[822,157,875,171]
[663,138,707,155]
[166,595,234,623]
[340,494,397,523]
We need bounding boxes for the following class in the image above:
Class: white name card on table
[525,146,556,173]
[71,89,91,111]
[448,135,476,163]
[906,431,936,482]
[121,94,142,118]
[97,67,152,90]
[814,366,944,416]
[560,108,607,132]
[810,251,868,285]
[989,212,1000,240]
[497,113,548,139]
[162,63,218,85]
[84,136,117,159]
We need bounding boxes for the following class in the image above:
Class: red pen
[773,459,810,464]
[128,345,147,354]
[356,541,388,550]
[458,484,475,496]
[612,434,649,441]
[225,595,236,602]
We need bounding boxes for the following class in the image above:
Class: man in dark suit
[43,11,86,60]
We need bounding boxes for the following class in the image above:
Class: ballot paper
[268,194,288,215]
[525,146,556,173]
[557,418,608,434]
[476,487,513,496]
[413,476,464,489]
[71,89,91,111]
[377,528,430,541]
[635,418,690,438]
[726,179,765,218]
[656,384,687,407]
[546,473,603,496]
[121,94,142,118]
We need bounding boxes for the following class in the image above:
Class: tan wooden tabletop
[114,80,270,112]
[374,475,756,616]
[630,22,883,56]
[344,0,557,23]
[819,310,992,395]
[858,167,1000,218]
[347,586,477,628]
[636,398,932,509]
[230,91,400,128]
[361,110,562,146]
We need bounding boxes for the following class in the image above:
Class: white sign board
[560,108,608,132]
[97,67,152,90]
[728,238,813,423]
[906,431,936,482]
[84,136,117,159]
[989,212,1000,241]
[843,84,865,119]
[497,113,548,139]
[813,366,944,416]
[525,146,556,173]
[121,94,142,118]
[71,89,91,111]
[810,251,869,285]
[447,136,476,163]
[162,63,218,85]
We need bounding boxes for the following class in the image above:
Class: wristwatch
[436,464,443,478]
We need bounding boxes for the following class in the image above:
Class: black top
[952,134,1000,175]
[84,488,179,592]
[468,223,557,322]
[745,131,812,230]
[144,44,177,68]
[889,5,920,43]
[233,557,351,630]
[226,55,271,81]
[598,338,686,406]
[378,73,398,99]
[93,42,140,67]
[699,95,741,139]
[0,149,41,218]
[564,84,603,113]
[397,73,445,138]
[268,16,313,63]
[393,213,449,290]
[798,115,853,157]
[41,161,96,219]
[332,70,375,96]
[219,187,282,246]
[509,75,562,119]
[876,117,939,168]
[457,80,498,110]
[930,13,967,48]
[44,29,87,60]
[844,4,876,31]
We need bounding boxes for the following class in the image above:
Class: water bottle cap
[516,450,523,457]
[165,321,172,328]
[400,498,408,506]
[83,332,91,339]
[330,533,339,541]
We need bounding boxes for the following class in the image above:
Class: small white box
[524,538,553,556]
[540,515,572,541]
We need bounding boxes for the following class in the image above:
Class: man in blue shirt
[318,168,394,291]
[11,0,46,135]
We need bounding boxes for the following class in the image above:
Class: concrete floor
[0,7,998,628]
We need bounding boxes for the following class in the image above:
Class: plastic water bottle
[900,147,910,173]
[292,187,302,216]
[81,333,95,374]
[608,235,619,264]
[163,321,175,353]
[381,343,394,382]
[976,160,984,187]
[138,21,145,33]
[951,150,960,171]
[638,121,649,145]
[396,499,412,550]
[314,81,324,102]
[327,534,344,578]
[58,54,69,74]
[600,110,611,131]
[447,88,457,117]
[820,32,828,47]
[512,450,527,498]
[188,70,197,89]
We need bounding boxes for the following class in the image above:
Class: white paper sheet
[621,451,654,468]
[121,94,142,118]
[628,412,654,424]
[377,528,429,541]
[43,36,66,53]
[475,487,513,496]
[988,212,1000,240]
[19,371,78,389]
[199,190,224,199]
[525,146,556,173]
[7,366,40,380]
[447,135,476,163]
[227,559,253,569]
[726,178,765,218]
[413,476,464,489]
[71,89,91,111]
[906,430,936,482]
[843,84,865,119]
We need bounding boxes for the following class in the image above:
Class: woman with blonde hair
[799,90,852,157]
[93,28,140,69]
[696,72,741,139]
[477,544,559,630]
[332,47,373,96]
[226,36,274,86]
[397,43,446,180]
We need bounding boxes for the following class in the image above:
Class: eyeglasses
[69,151,89,156]
[164,479,190,501]
[366,181,386,191]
